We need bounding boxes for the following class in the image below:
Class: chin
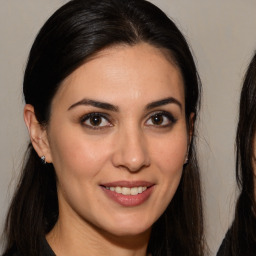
[103,228,151,240]
[103,218,153,237]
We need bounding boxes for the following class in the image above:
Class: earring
[184,151,189,165]
[184,155,188,165]
[184,145,190,165]
[41,155,46,164]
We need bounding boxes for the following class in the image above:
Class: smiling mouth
[104,186,148,195]
[101,182,154,207]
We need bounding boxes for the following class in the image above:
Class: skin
[24,43,192,256]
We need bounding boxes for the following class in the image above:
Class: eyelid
[79,110,177,131]
[80,112,113,129]
[80,112,110,121]
[145,110,177,127]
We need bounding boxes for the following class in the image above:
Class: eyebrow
[146,97,182,110]
[68,99,119,112]
[68,96,182,112]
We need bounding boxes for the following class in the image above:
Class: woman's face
[45,43,190,237]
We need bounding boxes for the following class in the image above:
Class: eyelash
[80,112,112,130]
[80,111,177,130]
[145,111,177,128]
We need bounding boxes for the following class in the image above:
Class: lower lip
[101,186,154,207]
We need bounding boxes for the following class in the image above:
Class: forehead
[52,43,185,110]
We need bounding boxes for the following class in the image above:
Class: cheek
[48,127,111,178]
[147,132,187,217]
[152,133,187,175]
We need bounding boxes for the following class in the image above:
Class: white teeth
[130,187,138,195]
[115,186,122,193]
[122,187,130,195]
[106,186,147,195]
[138,187,143,193]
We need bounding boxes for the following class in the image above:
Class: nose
[112,128,150,172]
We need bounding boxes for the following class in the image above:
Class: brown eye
[145,112,177,127]
[89,116,102,126]
[81,113,112,129]
[151,114,164,125]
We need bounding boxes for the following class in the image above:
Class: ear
[24,104,52,163]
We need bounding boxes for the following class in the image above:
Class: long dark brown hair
[225,52,256,255]
[2,0,205,255]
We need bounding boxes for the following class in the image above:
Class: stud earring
[41,155,46,164]
[184,145,190,165]
[184,150,189,165]
[184,155,188,165]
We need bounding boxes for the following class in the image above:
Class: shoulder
[216,229,232,256]
[2,238,55,256]
[217,224,256,256]
[41,238,56,256]
[2,247,21,256]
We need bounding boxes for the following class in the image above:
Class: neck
[46,213,151,256]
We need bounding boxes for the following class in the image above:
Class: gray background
[1,1,256,254]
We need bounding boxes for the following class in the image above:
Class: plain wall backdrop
[1,1,256,254]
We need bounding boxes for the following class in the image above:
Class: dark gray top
[3,238,55,256]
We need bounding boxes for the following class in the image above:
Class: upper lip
[101,181,154,188]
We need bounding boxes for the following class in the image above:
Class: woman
[2,0,205,255]
[217,52,256,256]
